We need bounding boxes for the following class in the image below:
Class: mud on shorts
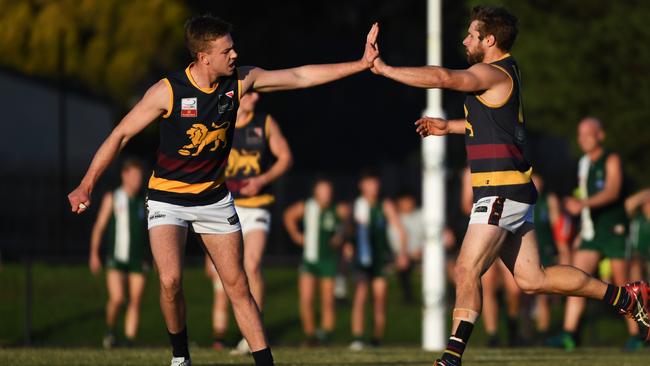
[146,192,241,234]
[235,206,271,236]
[469,196,534,233]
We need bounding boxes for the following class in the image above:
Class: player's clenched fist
[415,117,449,137]
[68,185,91,214]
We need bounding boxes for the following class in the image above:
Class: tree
[0,0,189,102]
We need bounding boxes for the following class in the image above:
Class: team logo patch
[181,97,198,117]
[227,213,240,225]
[225,90,234,98]
[218,93,234,113]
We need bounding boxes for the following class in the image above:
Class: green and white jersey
[353,197,390,268]
[302,199,339,264]
[105,188,148,266]
[577,150,627,240]
[628,213,650,259]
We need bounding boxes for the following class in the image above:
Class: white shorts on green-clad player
[235,206,271,236]
[469,196,534,233]
[147,192,241,234]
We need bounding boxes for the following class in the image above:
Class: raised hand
[415,117,449,137]
[362,22,380,68]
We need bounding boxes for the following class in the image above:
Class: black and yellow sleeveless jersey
[464,54,537,204]
[225,112,275,208]
[147,64,241,206]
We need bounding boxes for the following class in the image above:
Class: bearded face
[466,45,485,65]
[463,20,487,65]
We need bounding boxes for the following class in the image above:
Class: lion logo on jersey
[178,121,230,156]
[225,149,261,177]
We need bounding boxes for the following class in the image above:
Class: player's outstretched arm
[415,117,466,137]
[239,23,379,93]
[68,80,170,214]
[372,58,504,93]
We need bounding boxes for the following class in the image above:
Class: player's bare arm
[238,23,379,93]
[565,154,623,215]
[383,199,409,269]
[284,201,306,245]
[240,116,293,196]
[624,188,650,216]
[415,118,467,137]
[67,80,170,214]
[89,192,113,275]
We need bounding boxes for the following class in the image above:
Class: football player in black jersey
[69,15,379,366]
[371,5,649,366]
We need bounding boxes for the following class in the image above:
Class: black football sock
[603,284,633,312]
[168,327,190,359]
[252,347,274,366]
[440,320,474,366]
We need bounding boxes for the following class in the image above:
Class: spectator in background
[388,191,424,303]
[284,178,346,346]
[89,158,149,348]
[530,173,573,342]
[347,170,409,350]
[625,189,650,282]
[549,117,639,351]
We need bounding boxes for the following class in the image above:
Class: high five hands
[362,22,380,68]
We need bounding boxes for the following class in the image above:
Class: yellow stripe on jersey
[475,64,513,108]
[148,173,225,194]
[234,194,275,208]
[162,78,173,119]
[471,167,532,187]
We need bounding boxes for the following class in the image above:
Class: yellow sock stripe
[444,350,461,358]
[613,287,622,306]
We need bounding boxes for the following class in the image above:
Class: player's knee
[159,274,182,297]
[243,260,261,278]
[109,294,125,307]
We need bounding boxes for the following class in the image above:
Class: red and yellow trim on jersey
[234,194,275,208]
[185,63,218,94]
[471,167,532,187]
[148,173,226,194]
[161,78,174,119]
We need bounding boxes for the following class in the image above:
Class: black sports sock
[168,327,190,359]
[441,321,474,366]
[252,347,274,366]
[603,284,633,312]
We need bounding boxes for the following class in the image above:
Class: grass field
[0,346,649,366]
[0,261,641,354]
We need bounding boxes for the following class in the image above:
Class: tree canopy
[0,0,188,101]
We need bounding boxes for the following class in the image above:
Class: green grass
[0,262,636,349]
[0,346,649,366]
